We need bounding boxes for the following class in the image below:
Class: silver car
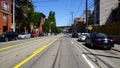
[18,33,31,39]
[78,33,89,41]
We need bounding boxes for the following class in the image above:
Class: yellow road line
[14,38,58,68]
[0,39,42,51]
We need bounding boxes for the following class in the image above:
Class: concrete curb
[112,44,120,52]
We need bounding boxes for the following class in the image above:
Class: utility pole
[13,0,15,31]
[86,0,88,33]
[71,12,74,33]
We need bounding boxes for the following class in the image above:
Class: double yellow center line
[14,38,58,68]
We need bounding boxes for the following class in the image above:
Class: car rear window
[96,33,107,37]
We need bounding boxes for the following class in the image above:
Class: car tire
[77,39,79,41]
[15,37,18,40]
[90,42,95,48]
[90,42,94,48]
[107,47,112,50]
[85,39,89,45]
[5,37,9,42]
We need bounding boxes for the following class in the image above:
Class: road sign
[88,25,93,31]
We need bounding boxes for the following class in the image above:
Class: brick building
[0,0,12,34]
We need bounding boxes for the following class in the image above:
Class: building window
[2,1,9,11]
[3,13,8,21]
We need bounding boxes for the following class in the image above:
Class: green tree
[16,0,46,33]
[16,0,34,33]
[42,19,49,33]
[47,11,57,33]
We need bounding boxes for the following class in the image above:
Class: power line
[88,2,94,9]
[88,0,93,6]
[88,0,94,9]
[74,0,94,18]
[31,0,57,3]
[74,0,83,17]
[78,0,94,18]
[68,0,74,11]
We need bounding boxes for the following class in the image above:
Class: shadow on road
[82,43,111,50]
[83,52,120,59]
[112,49,120,52]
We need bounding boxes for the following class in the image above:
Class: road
[0,35,120,68]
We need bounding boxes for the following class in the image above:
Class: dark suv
[71,33,79,38]
[0,31,18,42]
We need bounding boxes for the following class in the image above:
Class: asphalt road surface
[0,35,120,68]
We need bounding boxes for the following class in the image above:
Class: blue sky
[32,0,94,26]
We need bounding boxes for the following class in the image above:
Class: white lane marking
[71,41,74,44]
[71,40,82,52]
[82,54,95,68]
[70,40,95,68]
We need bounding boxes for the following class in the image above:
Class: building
[74,18,85,33]
[94,0,119,25]
[84,10,92,24]
[0,0,12,34]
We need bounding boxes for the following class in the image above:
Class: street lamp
[49,22,53,34]
[12,0,15,31]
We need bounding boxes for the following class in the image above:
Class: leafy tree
[15,0,34,33]
[16,0,46,33]
[42,19,49,33]
[47,11,57,33]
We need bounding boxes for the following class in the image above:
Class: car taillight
[95,38,102,41]
[110,39,115,42]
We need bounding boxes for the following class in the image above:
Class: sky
[32,0,94,26]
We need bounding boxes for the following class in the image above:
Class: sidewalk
[112,44,120,51]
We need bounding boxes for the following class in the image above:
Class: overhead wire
[31,0,57,3]
[79,0,94,18]
[88,2,94,9]
[74,0,83,17]
[65,0,76,25]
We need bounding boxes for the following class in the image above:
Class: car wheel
[15,37,18,40]
[5,37,9,42]
[90,42,95,48]
[85,39,89,45]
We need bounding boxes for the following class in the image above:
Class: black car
[0,31,18,42]
[85,33,115,50]
[71,33,79,38]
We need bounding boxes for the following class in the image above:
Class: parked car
[71,33,79,38]
[0,31,18,42]
[31,32,38,37]
[78,33,89,41]
[39,33,45,37]
[18,32,31,39]
[85,33,115,50]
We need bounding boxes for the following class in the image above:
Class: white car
[18,33,31,39]
[78,33,89,41]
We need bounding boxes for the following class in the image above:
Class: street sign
[88,25,93,31]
